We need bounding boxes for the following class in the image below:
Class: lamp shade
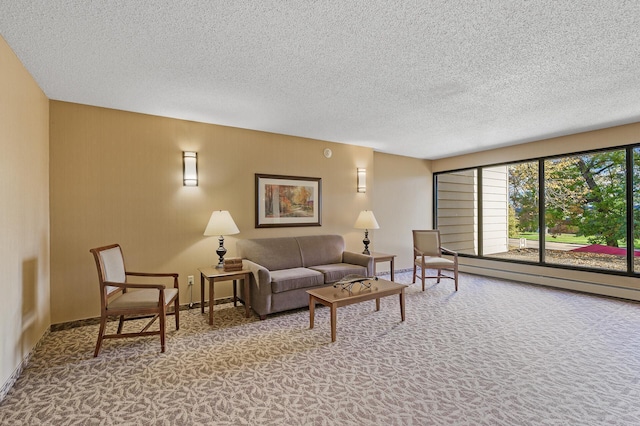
[354,210,380,229]
[203,210,240,236]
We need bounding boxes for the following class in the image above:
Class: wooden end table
[307,278,406,342]
[370,252,396,281]
[198,266,251,325]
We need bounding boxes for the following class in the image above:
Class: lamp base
[216,236,227,268]
[362,229,371,255]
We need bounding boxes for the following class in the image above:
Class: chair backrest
[90,244,127,298]
[413,230,442,257]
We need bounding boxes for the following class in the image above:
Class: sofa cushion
[309,263,369,284]
[237,237,303,271]
[297,234,345,267]
[270,268,324,294]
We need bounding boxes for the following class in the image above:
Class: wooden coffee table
[307,278,406,342]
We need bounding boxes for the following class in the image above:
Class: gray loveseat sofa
[237,234,373,319]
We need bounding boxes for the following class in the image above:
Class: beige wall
[0,37,50,392]
[372,152,432,271]
[50,101,378,323]
[432,124,640,299]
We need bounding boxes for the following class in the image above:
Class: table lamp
[354,210,379,255]
[204,210,240,268]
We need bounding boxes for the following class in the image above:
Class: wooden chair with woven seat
[412,229,459,291]
[89,243,180,357]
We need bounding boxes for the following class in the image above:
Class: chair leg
[117,315,125,334]
[159,310,166,353]
[421,266,425,291]
[94,316,107,358]
[454,266,459,291]
[436,269,441,283]
[412,263,416,284]
[174,296,180,330]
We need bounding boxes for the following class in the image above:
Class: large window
[484,162,539,262]
[633,147,640,273]
[435,145,640,276]
[544,150,627,271]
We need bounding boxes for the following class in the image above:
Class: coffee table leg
[309,295,315,329]
[400,290,405,322]
[375,298,380,311]
[330,303,337,342]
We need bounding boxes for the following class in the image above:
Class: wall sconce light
[183,151,198,186]
[357,168,366,193]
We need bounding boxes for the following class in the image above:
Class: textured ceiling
[2,1,640,159]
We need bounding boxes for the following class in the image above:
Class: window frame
[433,143,640,277]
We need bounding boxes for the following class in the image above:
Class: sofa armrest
[242,259,271,290]
[242,259,274,319]
[343,251,374,276]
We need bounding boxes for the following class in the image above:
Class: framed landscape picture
[255,174,322,228]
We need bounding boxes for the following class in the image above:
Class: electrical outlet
[187,275,194,285]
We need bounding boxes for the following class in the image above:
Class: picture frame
[255,174,322,228]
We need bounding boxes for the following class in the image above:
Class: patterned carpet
[2,271,640,425]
